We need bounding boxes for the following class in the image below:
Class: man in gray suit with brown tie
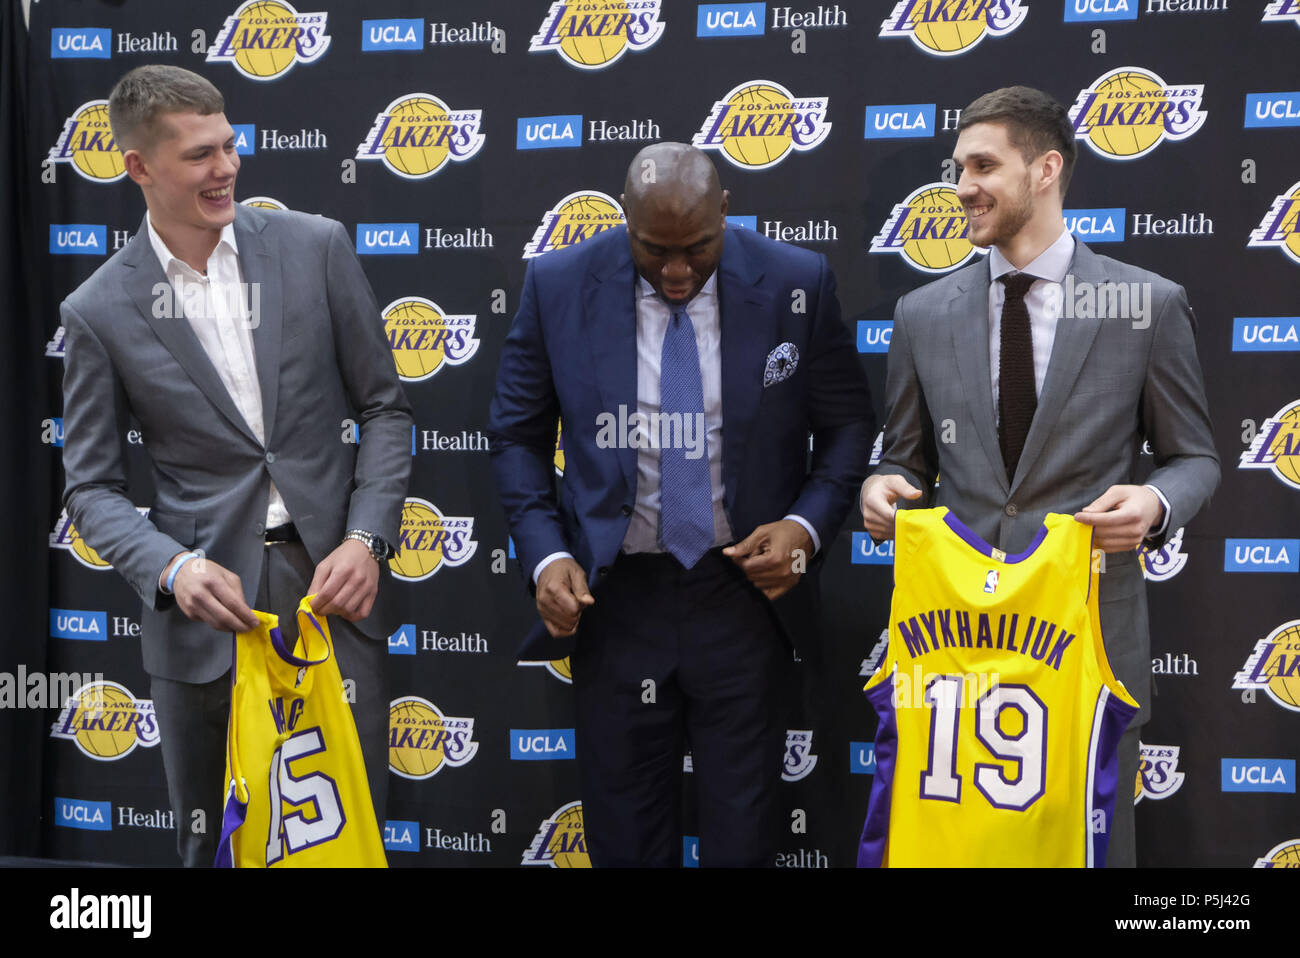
[861,87,1219,866]
[60,66,411,865]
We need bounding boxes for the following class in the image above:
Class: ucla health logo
[49,225,106,256]
[1064,0,1136,20]
[384,820,419,852]
[1064,207,1125,243]
[1245,92,1300,129]
[1234,619,1300,713]
[50,609,108,642]
[879,0,1026,56]
[356,223,418,255]
[389,498,477,581]
[207,1,330,80]
[781,730,818,781]
[51,28,111,59]
[1069,67,1206,160]
[241,195,286,211]
[387,696,478,779]
[1222,758,1294,793]
[357,94,484,180]
[54,797,112,831]
[1262,0,1300,26]
[871,183,982,273]
[524,190,624,258]
[857,321,892,353]
[1224,539,1298,573]
[530,0,665,70]
[517,114,583,150]
[1139,527,1187,581]
[697,3,766,36]
[851,532,894,565]
[48,101,125,183]
[510,728,576,761]
[1249,180,1300,266]
[864,103,935,139]
[383,297,479,382]
[1239,400,1300,489]
[694,80,831,170]
[361,18,423,51]
[1135,743,1185,803]
[522,801,590,867]
[50,681,160,761]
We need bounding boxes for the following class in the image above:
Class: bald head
[621,143,728,306]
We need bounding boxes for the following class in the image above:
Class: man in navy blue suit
[488,143,872,866]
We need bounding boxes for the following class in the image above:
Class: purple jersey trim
[1088,687,1138,868]
[858,676,899,867]
[943,511,1049,564]
[213,781,248,868]
[268,617,330,667]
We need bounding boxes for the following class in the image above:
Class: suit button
[620,505,633,517]
[1004,503,1018,517]
[265,452,276,464]
[598,566,610,577]
[255,522,265,535]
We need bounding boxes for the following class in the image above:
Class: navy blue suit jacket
[488,224,873,661]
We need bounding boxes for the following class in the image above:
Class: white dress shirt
[987,225,1168,534]
[146,213,289,529]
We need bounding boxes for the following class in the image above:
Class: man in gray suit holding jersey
[60,66,411,865]
[860,87,1219,866]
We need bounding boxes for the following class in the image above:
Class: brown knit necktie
[998,272,1037,482]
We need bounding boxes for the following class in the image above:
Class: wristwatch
[344,529,393,562]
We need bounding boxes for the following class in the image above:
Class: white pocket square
[763,342,799,387]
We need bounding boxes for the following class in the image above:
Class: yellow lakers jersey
[858,509,1138,868]
[216,597,386,868]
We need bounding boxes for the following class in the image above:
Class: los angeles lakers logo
[522,801,590,867]
[47,101,125,183]
[1234,619,1300,713]
[241,195,286,210]
[1239,400,1300,489]
[1069,67,1206,160]
[1135,743,1185,804]
[524,190,624,258]
[693,80,831,171]
[518,657,574,685]
[207,0,330,81]
[50,681,160,761]
[383,297,479,382]
[1249,180,1300,266]
[49,508,121,570]
[356,93,485,180]
[388,498,477,581]
[529,0,665,70]
[870,183,983,273]
[387,696,478,779]
[1255,839,1300,868]
[1263,0,1300,27]
[1140,527,1188,581]
[879,0,1027,56]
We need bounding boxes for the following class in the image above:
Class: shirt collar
[988,225,1074,284]
[145,210,239,276]
[636,270,719,306]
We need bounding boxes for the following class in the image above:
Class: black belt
[264,522,300,545]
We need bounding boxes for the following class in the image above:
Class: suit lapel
[584,238,638,495]
[718,232,774,516]
[236,207,283,446]
[1010,240,1106,494]
[121,215,262,447]
[950,258,1009,495]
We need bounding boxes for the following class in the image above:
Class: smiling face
[625,190,728,306]
[128,110,239,258]
[953,121,1038,253]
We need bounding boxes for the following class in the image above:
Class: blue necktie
[658,306,713,569]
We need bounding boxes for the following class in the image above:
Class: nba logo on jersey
[859,509,1137,868]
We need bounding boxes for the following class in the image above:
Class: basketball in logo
[383,297,479,382]
[387,696,478,779]
[241,196,287,210]
[207,0,331,81]
[524,191,625,258]
[47,101,125,183]
[50,681,160,761]
[1069,67,1206,160]
[693,80,831,171]
[870,183,981,274]
[1233,619,1300,713]
[356,93,485,180]
[1249,181,1300,266]
[1239,400,1300,489]
[529,0,665,70]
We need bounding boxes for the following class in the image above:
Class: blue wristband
[165,552,201,593]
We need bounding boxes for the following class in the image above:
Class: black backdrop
[15,0,1299,868]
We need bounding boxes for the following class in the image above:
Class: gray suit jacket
[876,239,1219,723]
[61,205,413,683]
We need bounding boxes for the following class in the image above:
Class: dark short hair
[108,65,224,153]
[958,86,1077,196]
